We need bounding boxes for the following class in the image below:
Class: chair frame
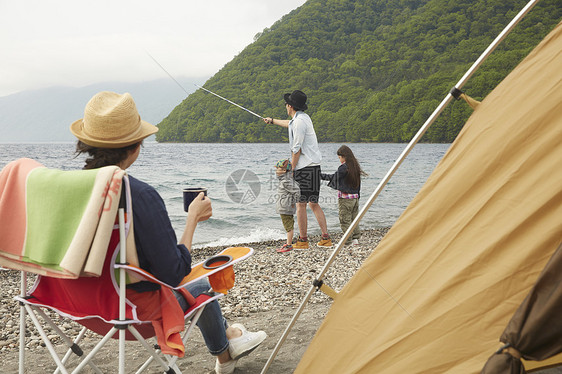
[13,178,226,374]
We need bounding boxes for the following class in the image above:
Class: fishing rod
[146,50,263,119]
[194,84,264,119]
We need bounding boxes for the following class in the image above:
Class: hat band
[81,114,144,142]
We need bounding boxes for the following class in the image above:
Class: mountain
[0,77,207,143]
[156,0,561,143]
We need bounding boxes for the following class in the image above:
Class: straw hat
[70,91,158,148]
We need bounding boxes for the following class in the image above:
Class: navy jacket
[126,176,192,292]
[321,163,360,197]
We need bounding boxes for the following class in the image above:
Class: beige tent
[295,21,562,373]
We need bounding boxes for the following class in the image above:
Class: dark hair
[337,145,367,189]
[75,141,141,170]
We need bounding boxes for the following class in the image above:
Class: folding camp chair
[0,159,253,373]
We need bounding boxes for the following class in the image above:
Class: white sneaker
[228,323,267,360]
[215,358,238,374]
[352,239,359,246]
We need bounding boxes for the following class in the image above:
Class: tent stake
[259,0,541,372]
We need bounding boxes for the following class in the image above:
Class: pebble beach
[0,228,389,373]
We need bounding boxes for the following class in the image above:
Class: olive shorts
[280,214,295,232]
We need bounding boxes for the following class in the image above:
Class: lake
[0,142,450,247]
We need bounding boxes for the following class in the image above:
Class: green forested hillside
[156,0,561,143]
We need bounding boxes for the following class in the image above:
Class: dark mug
[183,188,207,212]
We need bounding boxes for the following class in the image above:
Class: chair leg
[72,326,119,373]
[54,327,104,374]
[18,305,26,374]
[119,328,126,374]
[23,305,106,374]
[127,325,176,373]
[34,308,84,355]
[134,344,183,374]
[24,304,70,374]
[19,296,27,372]
[134,307,206,374]
[135,356,154,374]
[55,328,87,374]
[19,271,28,374]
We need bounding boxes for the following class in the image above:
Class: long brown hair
[74,141,140,170]
[337,145,367,189]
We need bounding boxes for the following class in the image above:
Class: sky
[0,0,307,97]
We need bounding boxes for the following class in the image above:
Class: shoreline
[0,228,388,373]
[2,228,561,373]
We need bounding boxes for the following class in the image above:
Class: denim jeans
[173,279,229,356]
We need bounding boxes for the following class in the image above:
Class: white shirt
[288,111,322,170]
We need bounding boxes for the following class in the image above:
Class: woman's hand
[187,192,212,222]
[181,193,212,251]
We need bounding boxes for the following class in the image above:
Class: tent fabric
[481,242,562,373]
[295,21,562,374]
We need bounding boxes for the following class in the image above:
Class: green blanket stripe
[24,168,101,267]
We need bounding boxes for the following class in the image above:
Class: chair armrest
[114,246,253,290]
[114,263,174,288]
[180,247,253,287]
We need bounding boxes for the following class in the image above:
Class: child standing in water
[321,145,367,246]
[274,159,300,253]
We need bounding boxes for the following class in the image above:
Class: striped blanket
[0,158,126,278]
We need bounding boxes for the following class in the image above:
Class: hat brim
[70,119,158,148]
[284,93,308,111]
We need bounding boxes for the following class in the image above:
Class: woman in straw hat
[71,91,266,374]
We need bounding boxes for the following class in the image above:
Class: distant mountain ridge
[0,77,207,143]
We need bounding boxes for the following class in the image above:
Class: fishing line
[145,50,191,97]
[145,50,193,137]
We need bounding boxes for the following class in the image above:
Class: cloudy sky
[0,0,307,97]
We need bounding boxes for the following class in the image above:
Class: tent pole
[260,0,541,372]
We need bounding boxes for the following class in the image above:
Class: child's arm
[323,164,348,190]
[321,171,337,190]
